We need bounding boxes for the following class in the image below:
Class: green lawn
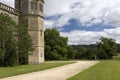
[0,61,74,78]
[67,60,120,80]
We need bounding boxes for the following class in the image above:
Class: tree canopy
[0,13,17,66]
[45,28,117,60]
[73,37,117,60]
[97,37,117,59]
[44,28,75,60]
[0,13,33,66]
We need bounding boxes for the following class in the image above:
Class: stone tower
[15,0,44,64]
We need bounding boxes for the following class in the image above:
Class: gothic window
[39,4,43,12]
[31,2,37,10]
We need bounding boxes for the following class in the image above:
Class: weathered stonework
[0,0,44,64]
[0,2,19,24]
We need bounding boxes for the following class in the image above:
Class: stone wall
[0,0,45,64]
[0,2,19,24]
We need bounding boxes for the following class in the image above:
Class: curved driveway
[0,61,99,80]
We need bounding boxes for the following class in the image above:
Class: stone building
[0,0,44,64]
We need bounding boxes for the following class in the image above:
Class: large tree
[0,13,33,66]
[97,37,117,59]
[0,13,17,66]
[45,28,75,60]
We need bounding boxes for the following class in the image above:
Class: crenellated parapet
[0,2,20,16]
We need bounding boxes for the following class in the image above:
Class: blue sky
[57,19,115,32]
[1,0,120,45]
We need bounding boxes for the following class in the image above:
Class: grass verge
[0,61,74,78]
[67,60,120,80]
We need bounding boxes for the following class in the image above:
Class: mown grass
[67,60,120,80]
[0,61,74,78]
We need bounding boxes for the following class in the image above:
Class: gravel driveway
[0,61,99,80]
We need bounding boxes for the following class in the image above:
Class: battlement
[0,2,20,16]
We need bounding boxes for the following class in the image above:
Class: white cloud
[0,0,14,7]
[44,0,80,16]
[45,0,120,28]
[44,20,55,29]
[2,0,120,27]
[1,0,120,45]
[61,28,120,45]
[44,0,120,45]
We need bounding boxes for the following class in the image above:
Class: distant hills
[72,44,120,53]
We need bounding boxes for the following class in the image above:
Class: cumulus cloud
[1,0,120,45]
[44,0,80,16]
[44,0,120,45]
[45,0,120,28]
[2,0,120,27]
[61,28,120,45]
[44,20,55,29]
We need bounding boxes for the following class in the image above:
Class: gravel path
[0,61,99,80]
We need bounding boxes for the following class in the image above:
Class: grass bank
[0,61,74,78]
[67,60,120,80]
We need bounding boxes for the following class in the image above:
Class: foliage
[45,28,117,60]
[0,13,17,66]
[116,44,120,53]
[75,46,97,60]
[17,24,33,64]
[67,45,75,59]
[44,28,75,60]
[97,37,117,59]
[0,13,33,66]
[73,37,117,60]
[75,47,86,59]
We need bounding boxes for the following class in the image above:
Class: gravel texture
[0,61,99,80]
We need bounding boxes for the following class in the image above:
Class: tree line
[45,28,117,60]
[0,13,33,66]
[74,37,117,59]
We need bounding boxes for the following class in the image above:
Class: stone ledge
[0,2,20,16]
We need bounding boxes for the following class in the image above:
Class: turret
[15,0,44,64]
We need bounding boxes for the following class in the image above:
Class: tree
[45,28,74,60]
[74,45,97,60]
[97,37,117,59]
[67,45,75,59]
[84,48,97,59]
[0,13,17,66]
[75,46,86,59]
[0,13,33,66]
[17,24,34,64]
